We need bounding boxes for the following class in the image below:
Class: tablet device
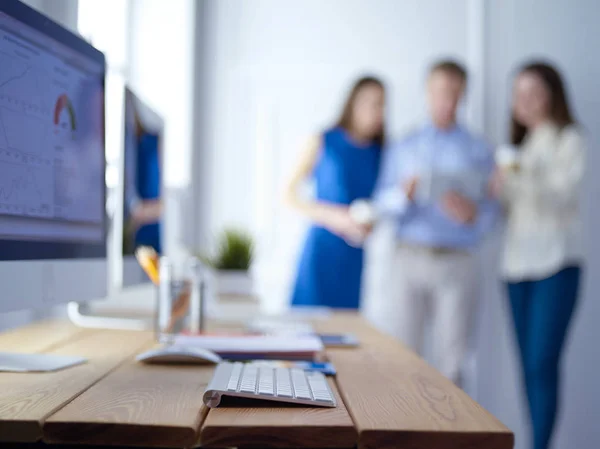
[416,170,487,204]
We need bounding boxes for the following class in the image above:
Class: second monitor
[121,87,164,287]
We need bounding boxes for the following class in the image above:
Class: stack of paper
[172,334,323,360]
[246,318,315,335]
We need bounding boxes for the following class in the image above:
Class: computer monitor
[0,0,107,315]
[121,87,164,287]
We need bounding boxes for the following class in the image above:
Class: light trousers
[364,243,477,384]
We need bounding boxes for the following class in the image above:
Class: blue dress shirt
[374,123,498,250]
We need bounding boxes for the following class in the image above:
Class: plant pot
[213,269,254,296]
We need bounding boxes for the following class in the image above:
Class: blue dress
[135,132,162,254]
[291,127,381,309]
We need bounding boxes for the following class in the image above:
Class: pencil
[135,246,160,285]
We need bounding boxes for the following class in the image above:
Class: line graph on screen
[0,161,52,218]
[0,52,47,116]
[0,107,47,157]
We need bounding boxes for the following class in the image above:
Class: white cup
[349,199,377,225]
[495,144,520,170]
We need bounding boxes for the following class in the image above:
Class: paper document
[247,318,315,335]
[0,352,87,372]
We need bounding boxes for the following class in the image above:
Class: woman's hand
[488,168,505,199]
[129,200,163,231]
[325,206,371,242]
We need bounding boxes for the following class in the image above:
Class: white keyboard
[203,362,336,408]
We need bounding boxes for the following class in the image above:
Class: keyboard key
[239,366,258,393]
[307,373,333,402]
[258,367,275,395]
[294,389,313,400]
[291,369,309,386]
[276,388,293,398]
[240,384,257,393]
[227,363,243,391]
[275,368,293,397]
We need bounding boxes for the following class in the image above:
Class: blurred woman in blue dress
[285,76,385,309]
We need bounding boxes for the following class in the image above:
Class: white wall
[194,1,600,447]
[478,1,600,448]
[194,0,477,312]
[19,0,79,32]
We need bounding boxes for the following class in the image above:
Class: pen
[135,246,160,285]
[136,247,194,332]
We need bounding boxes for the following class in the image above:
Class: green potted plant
[202,228,254,296]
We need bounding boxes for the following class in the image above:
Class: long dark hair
[511,61,575,145]
[335,76,385,147]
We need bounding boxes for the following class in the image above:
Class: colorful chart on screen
[0,27,104,225]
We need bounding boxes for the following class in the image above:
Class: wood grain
[1,444,188,449]
[0,320,84,353]
[0,328,152,443]
[315,316,514,449]
[43,362,214,448]
[200,377,357,448]
[0,314,514,449]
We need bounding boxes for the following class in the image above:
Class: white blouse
[501,122,585,281]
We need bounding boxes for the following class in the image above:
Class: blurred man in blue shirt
[368,60,497,385]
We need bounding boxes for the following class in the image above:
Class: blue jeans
[507,266,581,449]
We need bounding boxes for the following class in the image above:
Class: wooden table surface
[0,315,514,449]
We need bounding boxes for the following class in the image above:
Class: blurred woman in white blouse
[492,61,585,449]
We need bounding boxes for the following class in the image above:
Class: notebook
[318,333,359,348]
[172,334,324,360]
[246,318,315,335]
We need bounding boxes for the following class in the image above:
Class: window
[78,1,129,188]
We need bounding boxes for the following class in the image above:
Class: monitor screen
[122,88,163,257]
[0,2,105,260]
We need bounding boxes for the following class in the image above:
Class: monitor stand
[67,301,153,331]
[0,352,87,373]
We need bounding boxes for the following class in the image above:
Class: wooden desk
[0,316,514,449]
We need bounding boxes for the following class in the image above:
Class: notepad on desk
[172,334,324,360]
[318,333,360,348]
[246,318,315,335]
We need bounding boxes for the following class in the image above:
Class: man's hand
[442,191,478,224]
[403,176,419,202]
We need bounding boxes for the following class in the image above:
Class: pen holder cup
[156,257,206,343]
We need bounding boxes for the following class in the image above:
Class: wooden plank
[2,444,188,449]
[0,329,153,443]
[316,316,514,449]
[200,377,357,448]
[0,320,84,353]
[1,315,514,449]
[43,362,214,448]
